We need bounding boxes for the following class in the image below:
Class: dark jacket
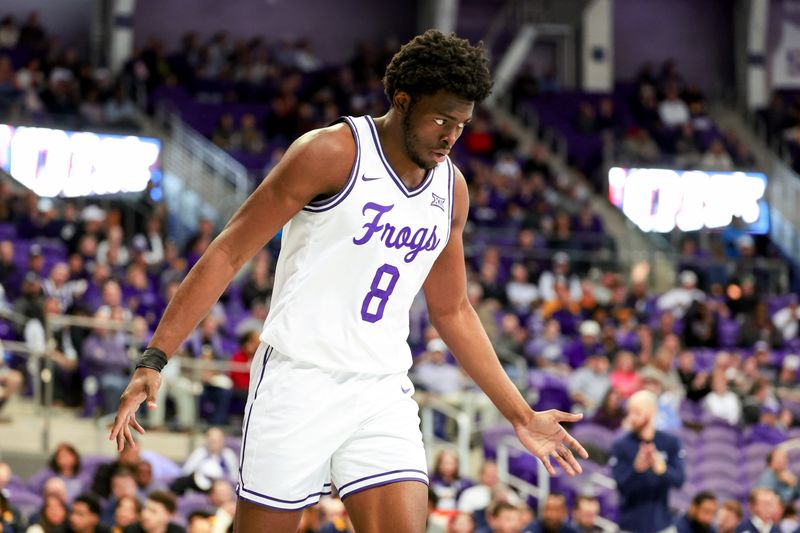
[610,429,685,533]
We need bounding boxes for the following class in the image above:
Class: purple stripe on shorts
[364,116,434,198]
[302,116,361,213]
[239,484,332,505]
[237,486,332,511]
[337,468,429,492]
[238,345,273,480]
[339,478,429,500]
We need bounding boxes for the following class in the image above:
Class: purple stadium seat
[8,489,42,521]
[177,491,212,517]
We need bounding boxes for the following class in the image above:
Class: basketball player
[110,30,588,533]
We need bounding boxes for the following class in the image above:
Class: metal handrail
[419,396,473,479]
[496,435,619,532]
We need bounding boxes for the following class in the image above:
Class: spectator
[229,329,260,398]
[659,83,690,128]
[134,462,165,501]
[676,350,711,403]
[567,353,610,417]
[563,320,603,369]
[0,16,19,48]
[186,315,232,426]
[237,113,265,155]
[110,496,141,530]
[702,371,741,426]
[26,494,68,533]
[28,443,85,502]
[716,500,742,533]
[81,308,132,415]
[239,250,272,311]
[123,491,185,533]
[735,488,780,533]
[772,294,800,343]
[570,495,601,533]
[170,427,237,495]
[448,512,476,533]
[318,497,353,533]
[429,449,472,512]
[700,139,734,171]
[412,335,467,396]
[658,270,704,319]
[185,511,213,533]
[104,86,139,129]
[592,388,626,430]
[610,390,685,533]
[610,351,640,399]
[756,448,800,505]
[0,342,23,421]
[0,490,24,533]
[485,501,523,533]
[67,494,109,533]
[526,319,567,372]
[506,263,539,314]
[207,480,235,533]
[91,446,140,499]
[675,491,717,533]
[457,462,521,517]
[99,468,139,526]
[522,494,576,533]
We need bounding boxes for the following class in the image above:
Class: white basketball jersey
[260,115,454,374]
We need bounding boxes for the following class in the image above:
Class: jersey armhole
[303,116,361,213]
[445,157,455,244]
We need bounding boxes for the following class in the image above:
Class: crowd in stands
[510,59,758,188]
[3,9,800,533]
[0,12,141,131]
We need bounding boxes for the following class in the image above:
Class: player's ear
[393,91,412,114]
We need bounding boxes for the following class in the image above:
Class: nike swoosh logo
[361,174,382,181]
[401,385,411,394]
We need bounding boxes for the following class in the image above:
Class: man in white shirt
[657,270,705,319]
[457,461,521,515]
[702,371,741,426]
[772,294,800,342]
[658,85,690,128]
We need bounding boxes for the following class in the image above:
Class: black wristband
[135,347,168,372]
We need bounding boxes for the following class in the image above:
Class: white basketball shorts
[236,343,429,510]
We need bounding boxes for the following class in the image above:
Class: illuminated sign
[608,167,769,234]
[0,124,161,197]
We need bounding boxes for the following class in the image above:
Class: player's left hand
[514,410,588,476]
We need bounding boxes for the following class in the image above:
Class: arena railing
[419,396,473,479]
[151,103,250,235]
[496,435,619,532]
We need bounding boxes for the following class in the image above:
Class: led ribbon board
[0,124,161,198]
[607,167,769,234]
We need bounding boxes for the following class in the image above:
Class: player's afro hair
[383,30,493,105]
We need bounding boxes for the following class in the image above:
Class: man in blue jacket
[610,390,685,533]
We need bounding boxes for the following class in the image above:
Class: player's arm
[422,166,587,476]
[110,123,355,450]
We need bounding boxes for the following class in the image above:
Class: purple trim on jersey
[339,478,429,500]
[445,157,454,244]
[238,345,273,481]
[302,116,361,213]
[237,485,332,510]
[337,468,429,492]
[364,116,435,198]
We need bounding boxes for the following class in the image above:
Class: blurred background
[0,0,799,532]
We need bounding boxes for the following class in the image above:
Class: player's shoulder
[293,121,355,158]
[279,121,357,181]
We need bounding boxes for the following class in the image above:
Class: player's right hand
[108,367,162,452]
